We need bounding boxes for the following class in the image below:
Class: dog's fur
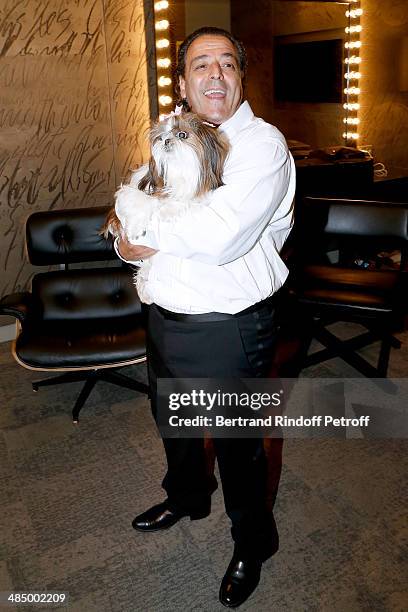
[102,112,230,302]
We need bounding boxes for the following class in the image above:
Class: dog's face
[151,114,195,156]
[138,113,230,200]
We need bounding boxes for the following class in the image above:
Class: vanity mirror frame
[149,0,363,146]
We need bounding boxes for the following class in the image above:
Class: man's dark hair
[174,26,247,106]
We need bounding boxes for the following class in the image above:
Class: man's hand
[117,237,158,261]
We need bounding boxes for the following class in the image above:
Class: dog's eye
[176,131,188,139]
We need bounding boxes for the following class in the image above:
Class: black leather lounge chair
[0,206,148,422]
[290,197,408,377]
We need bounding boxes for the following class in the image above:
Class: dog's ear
[200,128,229,192]
[208,131,229,189]
[138,157,164,194]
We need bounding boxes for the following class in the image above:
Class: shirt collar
[218,100,254,139]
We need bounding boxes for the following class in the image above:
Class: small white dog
[103,112,230,301]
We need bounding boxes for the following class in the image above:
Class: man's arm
[132,138,295,266]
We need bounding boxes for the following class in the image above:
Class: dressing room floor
[0,323,407,611]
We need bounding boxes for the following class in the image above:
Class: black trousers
[146,299,281,561]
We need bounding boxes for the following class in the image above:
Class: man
[117,26,295,608]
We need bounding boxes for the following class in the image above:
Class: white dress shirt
[116,101,296,314]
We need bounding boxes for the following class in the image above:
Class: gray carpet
[1,324,407,611]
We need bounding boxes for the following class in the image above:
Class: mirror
[159,0,352,148]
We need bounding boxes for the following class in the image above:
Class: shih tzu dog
[103,112,230,302]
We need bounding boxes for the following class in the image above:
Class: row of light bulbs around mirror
[154,1,173,118]
[343,5,363,142]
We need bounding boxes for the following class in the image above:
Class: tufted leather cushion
[15,319,146,368]
[14,266,146,368]
[32,268,140,321]
[26,206,113,265]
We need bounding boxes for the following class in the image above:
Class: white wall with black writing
[0,0,154,300]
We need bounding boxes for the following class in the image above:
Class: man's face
[178,35,243,125]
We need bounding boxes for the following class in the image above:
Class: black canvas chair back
[291,197,408,377]
[0,206,148,422]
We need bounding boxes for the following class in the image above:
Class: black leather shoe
[219,556,262,608]
[132,501,210,532]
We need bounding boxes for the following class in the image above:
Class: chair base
[303,318,401,378]
[32,368,149,422]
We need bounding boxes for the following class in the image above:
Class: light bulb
[155,1,169,11]
[345,56,361,65]
[344,71,362,79]
[159,95,172,105]
[345,41,362,49]
[346,8,363,18]
[343,132,359,140]
[345,25,362,33]
[158,76,172,87]
[155,20,169,30]
[157,58,171,68]
[344,86,361,94]
[156,38,169,49]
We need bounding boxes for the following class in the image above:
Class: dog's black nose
[164,138,171,147]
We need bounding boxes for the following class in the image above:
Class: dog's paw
[115,185,156,241]
[126,228,148,243]
[126,212,152,242]
[115,185,150,221]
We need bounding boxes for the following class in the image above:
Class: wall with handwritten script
[0,0,154,304]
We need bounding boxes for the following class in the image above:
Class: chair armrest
[0,292,37,324]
